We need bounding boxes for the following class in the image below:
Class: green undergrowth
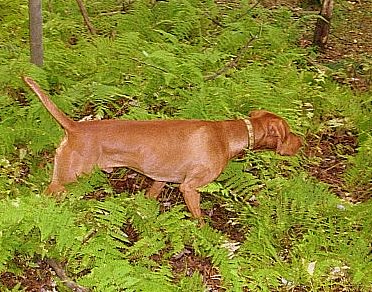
[0,0,371,291]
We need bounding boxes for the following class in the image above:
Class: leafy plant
[0,0,371,291]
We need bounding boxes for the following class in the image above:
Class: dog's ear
[268,120,287,153]
[269,119,302,156]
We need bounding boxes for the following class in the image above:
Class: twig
[204,32,260,81]
[130,57,169,73]
[204,12,226,28]
[99,10,123,16]
[206,0,262,29]
[75,0,96,35]
[235,0,262,21]
[46,258,90,292]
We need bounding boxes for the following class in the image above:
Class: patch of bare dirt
[109,169,152,194]
[5,86,29,106]
[203,196,246,242]
[305,127,370,202]
[0,257,55,292]
[170,246,223,291]
[316,1,371,91]
[305,128,357,182]
[149,245,223,290]
[84,169,153,201]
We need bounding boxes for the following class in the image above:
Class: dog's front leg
[180,185,202,218]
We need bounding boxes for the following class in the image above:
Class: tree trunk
[75,0,96,35]
[29,0,44,66]
[314,0,334,50]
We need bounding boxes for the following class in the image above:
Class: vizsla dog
[23,77,302,219]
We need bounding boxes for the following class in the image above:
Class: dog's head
[249,110,302,156]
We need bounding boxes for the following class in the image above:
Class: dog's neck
[244,118,255,150]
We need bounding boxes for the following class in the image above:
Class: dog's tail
[23,76,76,131]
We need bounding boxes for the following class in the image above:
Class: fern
[217,160,261,198]
[343,135,372,192]
[152,0,216,41]
[178,272,204,292]
[83,193,249,290]
[78,195,192,290]
[178,86,233,119]
[0,194,86,269]
[79,251,177,291]
[238,176,372,290]
[205,152,302,216]
[190,225,245,290]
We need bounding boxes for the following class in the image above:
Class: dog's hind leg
[180,184,202,218]
[46,141,96,194]
[146,181,166,199]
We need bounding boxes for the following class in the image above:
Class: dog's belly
[135,167,185,183]
[98,150,221,184]
[98,152,188,183]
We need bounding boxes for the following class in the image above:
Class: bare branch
[46,258,90,292]
[75,0,96,35]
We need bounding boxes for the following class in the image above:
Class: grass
[0,0,371,291]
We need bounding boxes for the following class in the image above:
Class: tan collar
[244,118,255,150]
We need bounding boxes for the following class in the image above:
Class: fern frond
[0,195,86,266]
[344,135,372,188]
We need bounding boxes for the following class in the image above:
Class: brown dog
[23,77,302,218]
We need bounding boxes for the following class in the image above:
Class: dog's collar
[244,118,255,150]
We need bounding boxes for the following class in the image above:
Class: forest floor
[298,0,371,204]
[1,0,371,291]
